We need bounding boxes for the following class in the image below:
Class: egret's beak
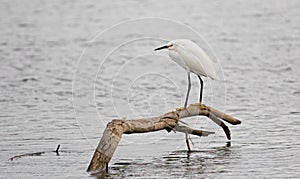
[154,45,168,51]
[154,44,172,51]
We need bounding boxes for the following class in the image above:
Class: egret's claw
[176,106,191,115]
[176,107,186,111]
[191,102,206,109]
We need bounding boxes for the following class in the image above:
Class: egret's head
[154,43,173,51]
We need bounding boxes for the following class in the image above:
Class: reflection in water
[107,142,235,178]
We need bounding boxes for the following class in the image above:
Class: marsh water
[1,0,300,178]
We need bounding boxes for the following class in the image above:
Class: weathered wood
[87,103,241,173]
[87,121,123,172]
[173,125,215,137]
[205,105,241,125]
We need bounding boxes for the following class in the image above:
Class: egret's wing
[176,40,220,80]
[169,49,190,72]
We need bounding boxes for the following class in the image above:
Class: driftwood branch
[87,103,241,173]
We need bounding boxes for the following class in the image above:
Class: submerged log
[8,144,61,161]
[87,103,241,173]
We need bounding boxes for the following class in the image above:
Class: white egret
[155,39,219,108]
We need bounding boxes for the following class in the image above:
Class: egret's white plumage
[168,39,219,80]
[155,39,219,107]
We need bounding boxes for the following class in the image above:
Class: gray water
[1,0,300,178]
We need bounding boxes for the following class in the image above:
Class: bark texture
[87,103,241,173]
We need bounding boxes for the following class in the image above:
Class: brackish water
[1,1,300,178]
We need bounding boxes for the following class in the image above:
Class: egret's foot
[176,106,191,115]
[191,102,206,110]
[176,106,186,111]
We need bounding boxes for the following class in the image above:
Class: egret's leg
[184,72,192,108]
[198,75,203,103]
[185,73,192,151]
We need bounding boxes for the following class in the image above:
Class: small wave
[21,77,38,82]
[265,66,292,73]
[293,91,300,96]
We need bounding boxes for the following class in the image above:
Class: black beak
[154,45,169,51]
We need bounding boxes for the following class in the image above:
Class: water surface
[1,0,300,178]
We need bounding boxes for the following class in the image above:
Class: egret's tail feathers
[209,62,221,80]
[210,72,220,80]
